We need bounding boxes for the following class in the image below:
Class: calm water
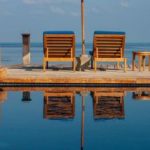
[0,88,150,150]
[0,43,150,149]
[0,43,150,65]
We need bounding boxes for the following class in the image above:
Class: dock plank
[0,64,150,85]
[0,65,150,84]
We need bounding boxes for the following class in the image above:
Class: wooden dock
[0,64,150,86]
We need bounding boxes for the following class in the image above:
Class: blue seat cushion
[94,31,125,35]
[43,31,74,35]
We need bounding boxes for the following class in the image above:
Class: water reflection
[133,91,150,100]
[0,89,7,103]
[92,90,125,119]
[0,87,150,150]
[43,91,75,119]
[22,91,31,102]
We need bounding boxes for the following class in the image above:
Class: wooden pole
[81,0,86,55]
[22,33,30,65]
[0,48,2,67]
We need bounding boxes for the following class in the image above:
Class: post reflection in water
[81,95,85,150]
[80,92,88,150]
[22,91,31,102]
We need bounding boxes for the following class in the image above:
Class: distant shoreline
[0,42,150,48]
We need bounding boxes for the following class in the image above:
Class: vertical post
[149,56,150,71]
[22,33,30,65]
[81,0,86,55]
[0,48,1,67]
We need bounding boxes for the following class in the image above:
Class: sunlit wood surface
[0,64,150,84]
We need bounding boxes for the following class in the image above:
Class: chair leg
[138,56,142,72]
[142,56,146,71]
[72,60,76,72]
[43,60,46,72]
[94,60,97,72]
[46,62,48,69]
[91,57,94,69]
[124,59,127,72]
[92,60,95,69]
[132,53,135,71]
[117,62,120,69]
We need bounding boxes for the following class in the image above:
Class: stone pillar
[0,67,7,78]
[22,33,30,65]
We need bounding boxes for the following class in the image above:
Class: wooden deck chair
[43,31,76,71]
[93,31,127,72]
[43,91,75,119]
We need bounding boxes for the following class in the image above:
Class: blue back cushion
[43,31,74,35]
[94,31,125,35]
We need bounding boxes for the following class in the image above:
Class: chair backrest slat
[43,33,75,58]
[94,32,125,58]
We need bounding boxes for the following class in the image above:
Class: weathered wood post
[22,33,30,65]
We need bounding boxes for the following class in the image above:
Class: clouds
[50,6,65,15]
[0,0,131,17]
[91,7,100,14]
[70,12,80,17]
[49,6,80,17]
[120,0,130,8]
[23,0,77,5]
[0,0,7,2]
[22,0,79,17]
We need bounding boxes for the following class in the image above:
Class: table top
[133,51,150,55]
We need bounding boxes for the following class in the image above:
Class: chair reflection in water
[44,91,75,119]
[133,91,150,100]
[92,90,125,119]
[0,89,7,122]
[0,89,7,104]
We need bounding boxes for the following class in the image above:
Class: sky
[0,0,150,43]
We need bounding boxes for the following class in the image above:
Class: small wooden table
[132,51,150,71]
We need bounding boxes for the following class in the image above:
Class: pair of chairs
[43,31,127,72]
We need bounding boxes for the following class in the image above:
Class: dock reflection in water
[0,87,150,150]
